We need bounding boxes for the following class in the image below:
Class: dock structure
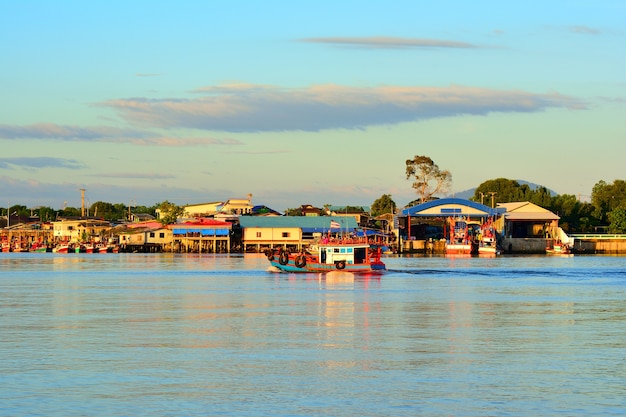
[1,229,54,251]
[569,234,626,254]
[170,233,231,253]
[168,219,232,253]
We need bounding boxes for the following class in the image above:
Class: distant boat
[266,236,385,274]
[546,241,572,256]
[53,244,70,253]
[30,242,49,253]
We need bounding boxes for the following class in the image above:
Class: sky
[1,0,624,212]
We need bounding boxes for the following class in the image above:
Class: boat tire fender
[279,251,289,265]
[295,255,306,268]
[336,260,346,270]
[265,249,274,261]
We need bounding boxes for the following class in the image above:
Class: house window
[149,232,155,238]
[256,232,262,238]
[282,232,290,238]
[159,233,165,238]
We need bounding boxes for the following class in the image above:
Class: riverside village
[2,190,626,256]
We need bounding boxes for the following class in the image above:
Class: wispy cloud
[93,172,176,179]
[569,25,600,35]
[299,36,479,49]
[0,157,84,170]
[0,123,151,141]
[0,123,243,146]
[101,83,585,132]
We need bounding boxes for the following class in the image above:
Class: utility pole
[80,188,86,217]
[128,199,135,221]
[488,192,497,208]
[479,192,485,205]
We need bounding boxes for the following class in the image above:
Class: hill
[452,180,557,201]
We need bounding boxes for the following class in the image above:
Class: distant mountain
[451,188,475,199]
[452,180,557,201]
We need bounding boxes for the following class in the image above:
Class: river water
[1,253,624,416]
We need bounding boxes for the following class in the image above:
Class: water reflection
[1,253,625,416]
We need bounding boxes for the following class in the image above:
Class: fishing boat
[53,244,70,253]
[445,217,479,256]
[30,242,50,253]
[546,240,572,255]
[477,218,502,256]
[266,236,386,273]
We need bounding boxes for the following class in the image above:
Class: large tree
[91,201,127,221]
[591,179,626,223]
[405,155,452,203]
[371,194,396,217]
[472,178,554,208]
[157,201,185,225]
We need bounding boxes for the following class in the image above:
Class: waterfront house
[325,205,371,225]
[170,218,232,253]
[52,218,112,242]
[497,201,569,253]
[238,216,358,252]
[181,194,254,218]
[118,221,172,252]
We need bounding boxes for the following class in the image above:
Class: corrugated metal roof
[239,216,358,231]
[400,198,505,217]
[498,201,560,220]
[176,218,232,227]
[504,212,560,220]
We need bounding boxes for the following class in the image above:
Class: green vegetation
[468,178,626,233]
[156,201,185,225]
[371,194,396,217]
[3,165,626,234]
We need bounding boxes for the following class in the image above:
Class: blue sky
[1,0,624,212]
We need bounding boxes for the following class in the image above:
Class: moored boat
[53,244,70,253]
[266,236,385,273]
[30,242,50,253]
[477,218,502,256]
[445,218,479,256]
[546,240,572,255]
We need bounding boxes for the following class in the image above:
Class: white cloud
[0,123,243,146]
[101,84,585,132]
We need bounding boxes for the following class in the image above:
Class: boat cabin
[314,242,371,265]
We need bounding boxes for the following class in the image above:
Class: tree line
[2,201,164,224]
[4,155,626,233]
[390,155,626,233]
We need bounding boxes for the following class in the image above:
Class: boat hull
[445,243,478,256]
[269,258,385,273]
[268,251,385,274]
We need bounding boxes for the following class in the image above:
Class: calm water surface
[1,253,625,416]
